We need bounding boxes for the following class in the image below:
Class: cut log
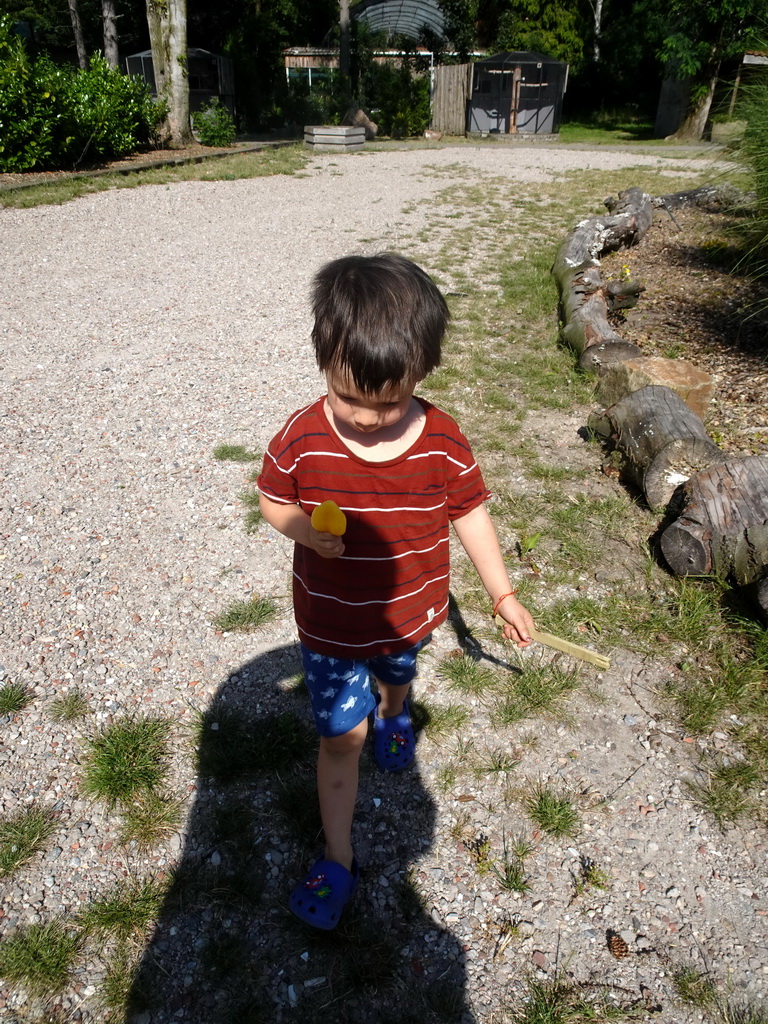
[653,185,730,210]
[660,458,768,589]
[606,278,646,311]
[600,385,724,509]
[553,187,652,358]
[559,266,626,356]
[556,258,646,357]
[554,189,652,275]
[600,187,654,248]
[579,340,644,371]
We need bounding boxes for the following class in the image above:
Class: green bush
[0,22,63,171]
[0,17,163,172]
[63,53,164,162]
[192,97,237,147]
[361,61,430,139]
[279,75,342,129]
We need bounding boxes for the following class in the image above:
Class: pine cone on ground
[608,933,630,959]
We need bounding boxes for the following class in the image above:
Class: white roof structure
[352,0,446,41]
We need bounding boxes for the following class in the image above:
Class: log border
[551,186,768,617]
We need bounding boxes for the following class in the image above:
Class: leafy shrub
[361,60,430,139]
[279,75,342,129]
[0,18,163,172]
[62,53,164,163]
[0,21,63,171]
[192,97,237,147]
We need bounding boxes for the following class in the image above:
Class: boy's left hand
[495,594,534,648]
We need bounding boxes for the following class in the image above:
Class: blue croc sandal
[289,858,360,930]
[373,697,416,772]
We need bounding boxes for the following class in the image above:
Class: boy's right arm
[259,494,345,559]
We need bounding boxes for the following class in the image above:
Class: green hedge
[0,17,163,173]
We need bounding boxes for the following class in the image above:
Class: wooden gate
[431,63,472,135]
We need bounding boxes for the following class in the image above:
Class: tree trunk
[660,458,768,589]
[102,0,120,68]
[669,70,719,141]
[552,187,652,362]
[67,0,88,69]
[592,0,604,62]
[145,0,192,148]
[339,0,350,80]
[596,385,724,511]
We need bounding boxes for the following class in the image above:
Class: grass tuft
[0,806,57,878]
[274,768,323,841]
[472,747,520,777]
[80,715,172,807]
[508,973,641,1021]
[673,966,717,1010]
[213,444,260,462]
[492,662,582,725]
[439,652,499,695]
[101,941,145,1013]
[238,487,265,533]
[526,785,580,839]
[488,836,532,894]
[412,697,470,738]
[0,681,32,716]
[50,689,91,722]
[572,856,612,900]
[119,790,183,849]
[0,920,80,996]
[213,595,277,632]
[196,705,315,781]
[79,876,167,939]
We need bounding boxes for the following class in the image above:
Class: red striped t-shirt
[257,397,489,658]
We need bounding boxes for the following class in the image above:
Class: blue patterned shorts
[300,642,423,738]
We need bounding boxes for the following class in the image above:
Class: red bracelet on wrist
[492,591,517,617]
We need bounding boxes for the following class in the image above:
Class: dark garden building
[467,51,568,136]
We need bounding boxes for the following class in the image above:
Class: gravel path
[1,143,765,1023]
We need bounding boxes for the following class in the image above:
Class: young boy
[258,253,534,930]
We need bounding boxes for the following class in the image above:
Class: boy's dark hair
[311,253,448,394]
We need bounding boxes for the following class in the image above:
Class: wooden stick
[494,614,611,670]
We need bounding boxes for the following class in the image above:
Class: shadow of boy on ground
[126,642,472,1024]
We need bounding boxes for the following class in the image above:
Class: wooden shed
[467,51,567,136]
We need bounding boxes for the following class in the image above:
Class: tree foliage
[653,0,762,78]
[647,0,763,137]
[494,0,584,64]
[4,0,147,60]
[438,0,586,66]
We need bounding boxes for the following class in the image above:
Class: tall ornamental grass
[740,65,768,268]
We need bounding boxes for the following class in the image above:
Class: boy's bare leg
[375,680,411,718]
[317,717,367,872]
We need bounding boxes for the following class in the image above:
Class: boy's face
[326,373,416,435]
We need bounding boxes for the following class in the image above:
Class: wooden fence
[431,63,471,135]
